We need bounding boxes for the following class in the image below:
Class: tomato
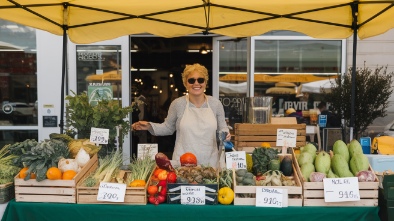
[153,168,164,177]
[167,172,177,183]
[147,185,158,195]
[157,170,168,181]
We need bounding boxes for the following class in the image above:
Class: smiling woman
[132,63,230,168]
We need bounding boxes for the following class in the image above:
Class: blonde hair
[181,63,209,88]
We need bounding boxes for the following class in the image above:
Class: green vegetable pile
[0,144,20,184]
[19,139,70,182]
[8,139,38,168]
[252,147,279,176]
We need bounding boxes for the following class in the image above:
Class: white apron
[173,95,218,167]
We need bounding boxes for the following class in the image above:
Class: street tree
[323,64,393,139]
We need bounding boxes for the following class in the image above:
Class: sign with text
[276,129,297,147]
[137,144,158,160]
[319,115,327,127]
[180,186,206,205]
[87,84,113,106]
[225,151,247,169]
[90,127,109,144]
[97,182,126,203]
[256,187,288,208]
[323,177,360,202]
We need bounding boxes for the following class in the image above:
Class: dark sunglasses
[187,78,205,84]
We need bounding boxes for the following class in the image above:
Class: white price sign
[276,129,297,147]
[256,187,288,208]
[90,127,109,144]
[323,177,360,202]
[137,144,158,160]
[97,182,126,203]
[225,151,247,169]
[181,186,205,205]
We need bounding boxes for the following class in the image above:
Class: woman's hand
[132,121,151,131]
[225,132,231,141]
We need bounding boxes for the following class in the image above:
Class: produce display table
[1,199,380,221]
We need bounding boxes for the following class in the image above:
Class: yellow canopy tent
[1,0,393,137]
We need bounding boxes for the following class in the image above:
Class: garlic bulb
[75,148,90,167]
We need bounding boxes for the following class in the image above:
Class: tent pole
[350,2,358,141]
[59,27,67,134]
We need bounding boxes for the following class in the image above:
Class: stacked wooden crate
[292,150,379,206]
[14,154,98,203]
[232,153,303,206]
[76,170,153,205]
[234,123,307,152]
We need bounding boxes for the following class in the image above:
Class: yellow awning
[0,0,393,43]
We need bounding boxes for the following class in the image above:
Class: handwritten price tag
[90,127,109,144]
[181,186,205,205]
[323,177,360,202]
[256,187,288,208]
[137,144,158,160]
[225,151,247,169]
[276,129,297,147]
[97,182,126,203]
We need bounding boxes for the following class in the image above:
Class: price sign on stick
[137,144,158,160]
[90,127,109,144]
[256,187,288,208]
[97,182,126,202]
[276,129,297,147]
[225,151,247,169]
[181,186,205,205]
[323,177,360,202]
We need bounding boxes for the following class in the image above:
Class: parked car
[1,101,35,125]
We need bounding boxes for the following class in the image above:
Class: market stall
[1,199,379,221]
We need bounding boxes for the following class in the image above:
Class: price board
[137,144,158,160]
[323,177,360,202]
[180,186,205,205]
[225,151,247,169]
[256,187,288,208]
[97,182,126,203]
[276,129,297,147]
[90,127,109,144]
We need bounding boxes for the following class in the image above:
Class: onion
[356,170,375,182]
[155,152,174,171]
[309,172,326,182]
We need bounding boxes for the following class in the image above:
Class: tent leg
[59,27,67,134]
[350,2,358,141]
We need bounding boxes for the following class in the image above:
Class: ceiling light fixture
[199,46,208,55]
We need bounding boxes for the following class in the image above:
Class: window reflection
[76,45,122,101]
[0,19,37,126]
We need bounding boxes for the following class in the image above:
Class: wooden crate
[76,169,153,205]
[292,150,379,206]
[167,183,219,205]
[234,123,306,153]
[233,153,303,206]
[14,154,98,203]
[0,182,15,203]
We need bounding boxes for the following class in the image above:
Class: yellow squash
[218,187,234,205]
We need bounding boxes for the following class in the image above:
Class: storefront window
[76,45,122,101]
[0,20,37,128]
[254,39,342,115]
[218,39,248,129]
[216,36,343,128]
